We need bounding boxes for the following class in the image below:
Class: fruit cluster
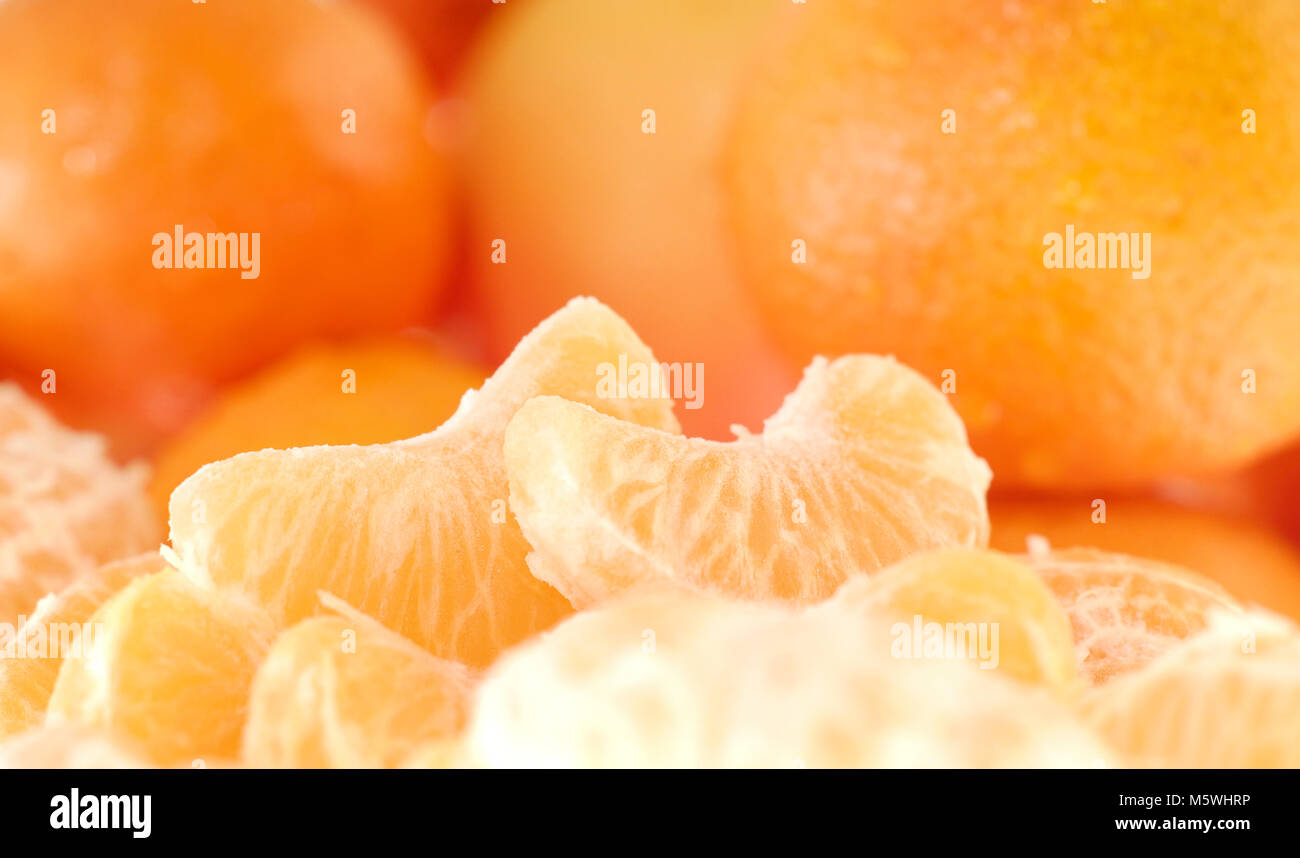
[2,300,1298,768]
[1,0,1299,768]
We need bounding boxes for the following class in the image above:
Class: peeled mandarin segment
[1082,612,1300,767]
[168,298,680,668]
[149,338,486,524]
[1022,547,1242,685]
[465,587,1110,768]
[0,723,151,769]
[0,552,162,738]
[505,354,991,607]
[242,594,472,769]
[831,548,1077,691]
[47,570,274,767]
[401,738,467,770]
[0,385,159,625]
[989,496,1300,621]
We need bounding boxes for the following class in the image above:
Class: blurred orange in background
[356,0,517,87]
[724,0,1300,488]
[461,0,797,439]
[0,0,453,456]
[148,336,486,526]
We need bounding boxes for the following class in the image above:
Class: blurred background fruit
[149,336,486,525]
[724,0,1300,488]
[462,0,797,438]
[0,0,452,456]
[1154,442,1300,549]
[355,0,518,87]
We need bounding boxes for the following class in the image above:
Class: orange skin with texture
[0,0,451,455]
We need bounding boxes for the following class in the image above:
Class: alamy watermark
[597,354,704,410]
[1043,224,1151,280]
[890,614,1000,670]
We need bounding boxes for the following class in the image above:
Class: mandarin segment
[505,355,990,607]
[0,385,158,625]
[47,570,275,766]
[830,549,1077,691]
[465,587,1111,768]
[242,594,472,769]
[1082,612,1300,767]
[990,496,1300,620]
[0,552,162,738]
[1022,547,1242,685]
[0,722,151,769]
[168,299,680,667]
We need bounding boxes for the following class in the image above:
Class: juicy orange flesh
[505,354,991,607]
[832,548,1078,691]
[0,553,162,739]
[1024,547,1241,685]
[242,597,471,768]
[47,570,274,766]
[168,298,679,667]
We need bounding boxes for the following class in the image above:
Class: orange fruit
[47,569,275,766]
[168,298,679,667]
[505,354,990,607]
[724,0,1300,487]
[1021,547,1241,685]
[1154,442,1300,549]
[150,337,486,525]
[1082,611,1300,767]
[0,722,151,769]
[242,594,472,769]
[465,586,1111,767]
[0,0,450,454]
[991,495,1300,620]
[0,552,161,739]
[829,548,1077,691]
[0,384,158,625]
[357,0,516,86]
[463,0,798,439]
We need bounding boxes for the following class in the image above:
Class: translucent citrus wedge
[465,586,1110,768]
[1082,611,1300,767]
[47,569,275,766]
[242,593,472,768]
[505,355,991,607]
[0,722,151,769]
[0,384,158,624]
[168,298,680,667]
[1021,546,1242,685]
[1,552,162,738]
[829,548,1078,692]
[401,738,465,769]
